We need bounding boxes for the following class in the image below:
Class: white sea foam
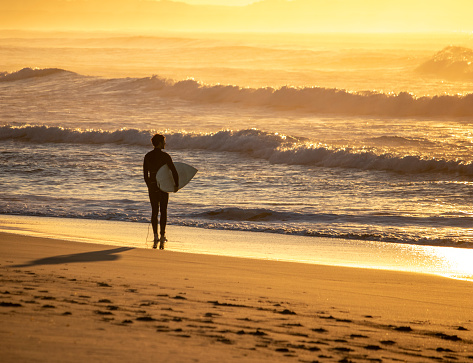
[2,125,472,176]
[3,67,473,117]
[0,125,151,145]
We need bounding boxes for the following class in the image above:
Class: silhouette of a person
[143,134,179,249]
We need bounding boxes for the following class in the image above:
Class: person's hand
[174,185,179,193]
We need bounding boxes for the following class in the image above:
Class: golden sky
[1,0,472,33]
[179,0,257,4]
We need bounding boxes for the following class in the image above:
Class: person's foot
[159,236,167,250]
[153,235,159,249]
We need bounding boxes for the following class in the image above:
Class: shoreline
[1,232,472,362]
[1,214,473,282]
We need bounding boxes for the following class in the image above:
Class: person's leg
[148,187,160,236]
[159,191,169,238]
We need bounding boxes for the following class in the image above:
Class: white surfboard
[156,162,197,193]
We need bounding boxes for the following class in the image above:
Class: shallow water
[1,215,472,281]
[1,32,472,257]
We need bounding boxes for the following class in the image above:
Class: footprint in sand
[215,336,233,345]
[173,295,187,300]
[364,345,382,351]
[136,316,156,321]
[436,347,454,352]
[350,334,369,339]
[97,282,111,287]
[94,310,113,315]
[280,323,303,327]
[204,312,220,318]
[331,347,353,353]
[0,301,23,307]
[278,309,296,315]
[38,296,56,301]
[430,332,462,342]
[98,299,112,303]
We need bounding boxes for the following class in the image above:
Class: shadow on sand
[12,247,135,268]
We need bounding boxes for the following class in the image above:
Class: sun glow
[1,0,472,33]
[428,246,473,280]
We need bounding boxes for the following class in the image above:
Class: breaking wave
[416,46,473,80]
[195,207,472,228]
[127,74,473,117]
[1,204,471,248]
[0,124,150,145]
[2,125,473,176]
[3,67,473,117]
[183,206,473,248]
[0,67,73,82]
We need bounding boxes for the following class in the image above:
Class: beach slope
[1,232,472,362]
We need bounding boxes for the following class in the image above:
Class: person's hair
[151,134,165,148]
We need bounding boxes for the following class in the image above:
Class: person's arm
[143,157,150,187]
[167,157,179,192]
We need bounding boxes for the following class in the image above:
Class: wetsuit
[143,148,179,237]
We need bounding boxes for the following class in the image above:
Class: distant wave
[0,67,73,82]
[2,125,473,176]
[0,125,151,145]
[366,136,436,148]
[135,75,473,117]
[416,46,473,80]
[3,67,473,117]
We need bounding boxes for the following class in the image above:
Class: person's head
[151,134,166,149]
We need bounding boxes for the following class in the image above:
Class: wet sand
[1,232,472,362]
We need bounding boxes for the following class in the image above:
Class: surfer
[143,134,179,249]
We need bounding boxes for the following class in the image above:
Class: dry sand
[1,231,472,362]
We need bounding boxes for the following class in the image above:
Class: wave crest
[2,125,473,176]
[140,75,473,117]
[0,67,73,82]
[186,207,473,248]
[416,46,473,80]
[4,67,473,117]
[0,125,151,145]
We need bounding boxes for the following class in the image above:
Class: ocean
[1,31,472,252]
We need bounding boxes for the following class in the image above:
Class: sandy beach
[1,231,472,363]
[3,2,473,362]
